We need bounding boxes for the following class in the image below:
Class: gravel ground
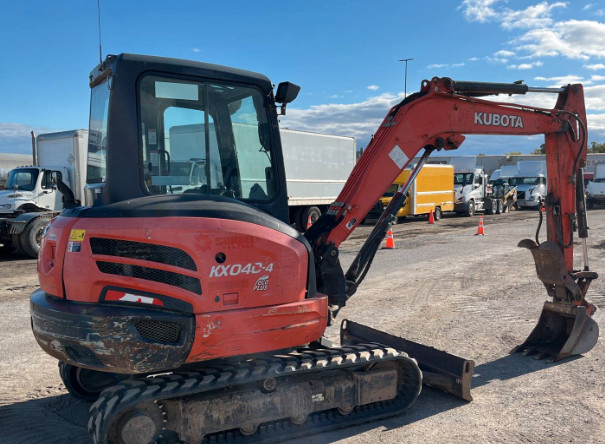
[0,209,603,444]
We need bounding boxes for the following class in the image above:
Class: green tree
[588,142,605,153]
[504,151,522,156]
[531,144,545,155]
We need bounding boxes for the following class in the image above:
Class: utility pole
[399,58,413,98]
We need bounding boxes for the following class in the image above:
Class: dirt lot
[0,209,603,444]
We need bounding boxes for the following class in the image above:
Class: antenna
[97,0,103,65]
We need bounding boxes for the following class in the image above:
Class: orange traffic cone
[385,228,395,249]
[475,215,485,236]
[428,209,435,224]
[306,215,313,230]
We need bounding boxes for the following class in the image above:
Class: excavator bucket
[341,319,475,401]
[516,239,599,361]
[513,301,599,361]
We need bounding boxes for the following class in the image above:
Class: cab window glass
[138,75,275,202]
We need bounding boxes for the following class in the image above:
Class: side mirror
[275,82,300,115]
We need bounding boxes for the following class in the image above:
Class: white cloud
[427,63,447,69]
[512,20,605,60]
[584,84,605,110]
[585,63,605,70]
[534,75,585,85]
[367,85,379,91]
[458,0,499,23]
[452,63,466,67]
[0,123,56,154]
[468,57,479,61]
[279,93,403,147]
[495,50,515,57]
[500,2,567,30]
[591,75,605,81]
[507,61,544,70]
[192,48,201,53]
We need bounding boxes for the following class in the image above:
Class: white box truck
[280,129,356,230]
[0,130,88,257]
[511,160,547,209]
[450,157,505,216]
[586,161,605,208]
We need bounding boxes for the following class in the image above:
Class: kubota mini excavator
[30,54,598,444]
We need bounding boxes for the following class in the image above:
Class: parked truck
[281,128,356,230]
[0,130,87,257]
[366,163,454,222]
[511,160,547,209]
[450,157,504,216]
[586,161,605,208]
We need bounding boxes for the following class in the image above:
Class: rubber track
[88,344,422,444]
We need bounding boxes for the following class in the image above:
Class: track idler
[517,239,599,361]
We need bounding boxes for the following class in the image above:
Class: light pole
[399,58,413,98]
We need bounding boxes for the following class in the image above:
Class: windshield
[454,173,474,186]
[5,168,39,191]
[511,176,542,185]
[382,183,399,197]
[87,81,110,184]
[138,75,275,202]
[593,178,605,183]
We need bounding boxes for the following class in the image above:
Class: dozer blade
[341,319,475,401]
[513,301,599,361]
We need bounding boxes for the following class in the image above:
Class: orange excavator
[30,54,598,444]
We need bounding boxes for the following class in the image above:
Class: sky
[1,0,605,156]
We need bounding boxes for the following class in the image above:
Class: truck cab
[0,166,65,215]
[586,161,605,208]
[454,167,488,216]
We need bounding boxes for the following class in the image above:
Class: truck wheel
[434,207,442,221]
[20,217,49,258]
[301,206,321,230]
[496,200,503,214]
[587,199,594,209]
[59,362,125,401]
[0,241,13,256]
[485,199,494,215]
[465,200,475,217]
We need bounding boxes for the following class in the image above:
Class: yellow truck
[366,164,455,222]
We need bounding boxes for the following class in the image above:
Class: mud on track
[0,209,603,443]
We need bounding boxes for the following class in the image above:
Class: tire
[434,207,442,221]
[465,200,475,217]
[300,206,321,231]
[19,217,49,258]
[485,199,494,215]
[587,199,594,209]
[497,200,503,214]
[59,362,125,401]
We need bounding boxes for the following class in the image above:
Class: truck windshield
[5,168,39,191]
[87,81,109,184]
[512,177,542,185]
[138,75,275,202]
[454,173,474,186]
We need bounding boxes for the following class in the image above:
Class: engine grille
[97,261,202,294]
[134,320,182,344]
[90,238,196,271]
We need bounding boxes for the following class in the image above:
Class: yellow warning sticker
[69,229,86,241]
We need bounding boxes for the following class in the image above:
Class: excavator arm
[307,77,598,361]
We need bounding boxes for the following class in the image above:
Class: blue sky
[1,0,605,155]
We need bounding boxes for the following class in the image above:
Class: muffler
[513,301,599,361]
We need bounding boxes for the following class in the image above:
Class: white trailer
[280,129,356,230]
[0,130,88,257]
